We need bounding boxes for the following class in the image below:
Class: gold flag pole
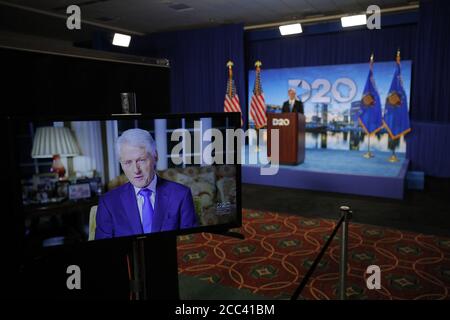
[226,60,234,98]
[363,134,374,158]
[255,130,260,152]
[254,60,263,153]
[255,132,260,152]
[388,147,399,162]
[388,50,401,163]
[363,54,375,159]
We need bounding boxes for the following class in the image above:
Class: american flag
[250,61,267,129]
[224,61,243,126]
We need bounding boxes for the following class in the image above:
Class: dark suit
[282,100,304,114]
[95,177,198,239]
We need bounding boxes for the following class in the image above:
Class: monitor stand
[129,234,179,300]
[128,230,244,300]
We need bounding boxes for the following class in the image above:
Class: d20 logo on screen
[366,265,381,290]
[272,118,290,126]
[66,5,81,30]
[66,265,81,290]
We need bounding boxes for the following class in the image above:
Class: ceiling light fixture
[279,23,303,36]
[112,33,131,47]
[341,14,367,28]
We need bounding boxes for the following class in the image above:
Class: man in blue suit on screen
[95,128,198,240]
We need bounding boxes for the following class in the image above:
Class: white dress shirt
[133,174,157,223]
[289,99,295,112]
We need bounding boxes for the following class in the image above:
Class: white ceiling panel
[0,0,416,39]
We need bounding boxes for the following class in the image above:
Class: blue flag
[358,56,383,134]
[383,52,411,139]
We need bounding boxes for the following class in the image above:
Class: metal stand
[290,206,353,300]
[127,231,246,300]
[338,206,352,300]
[254,127,261,152]
[388,148,399,162]
[363,134,374,158]
[127,235,180,300]
[130,238,147,300]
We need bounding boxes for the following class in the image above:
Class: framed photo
[34,172,59,183]
[33,173,59,190]
[68,183,91,200]
[56,180,69,198]
[75,177,102,195]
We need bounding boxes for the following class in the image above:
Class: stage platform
[241,145,409,199]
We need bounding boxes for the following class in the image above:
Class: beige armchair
[88,205,98,241]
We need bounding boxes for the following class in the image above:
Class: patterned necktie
[138,188,154,233]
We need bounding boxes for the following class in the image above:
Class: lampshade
[31,126,81,158]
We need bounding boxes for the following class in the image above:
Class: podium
[267,113,305,165]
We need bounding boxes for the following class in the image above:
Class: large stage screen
[248,61,412,152]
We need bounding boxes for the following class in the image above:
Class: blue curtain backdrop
[94,24,246,124]
[408,0,450,176]
[412,0,450,122]
[406,121,450,176]
[246,24,417,69]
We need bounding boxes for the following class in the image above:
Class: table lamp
[31,126,81,179]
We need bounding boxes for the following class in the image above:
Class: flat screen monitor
[11,113,242,254]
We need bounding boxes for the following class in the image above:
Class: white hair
[288,87,297,93]
[116,128,157,160]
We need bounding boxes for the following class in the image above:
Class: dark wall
[0,47,170,117]
[2,46,173,299]
[92,24,247,126]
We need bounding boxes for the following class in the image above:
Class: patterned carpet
[177,209,450,300]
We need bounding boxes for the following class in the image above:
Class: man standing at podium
[282,88,304,114]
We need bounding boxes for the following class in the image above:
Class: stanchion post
[338,205,352,300]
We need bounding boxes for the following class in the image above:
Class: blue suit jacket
[95,177,198,239]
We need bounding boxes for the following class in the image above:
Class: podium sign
[267,113,305,165]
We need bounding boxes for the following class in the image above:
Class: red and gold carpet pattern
[177,209,450,299]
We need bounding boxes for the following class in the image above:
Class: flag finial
[227,61,234,68]
[255,61,262,68]
[370,53,374,63]
[396,49,401,64]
